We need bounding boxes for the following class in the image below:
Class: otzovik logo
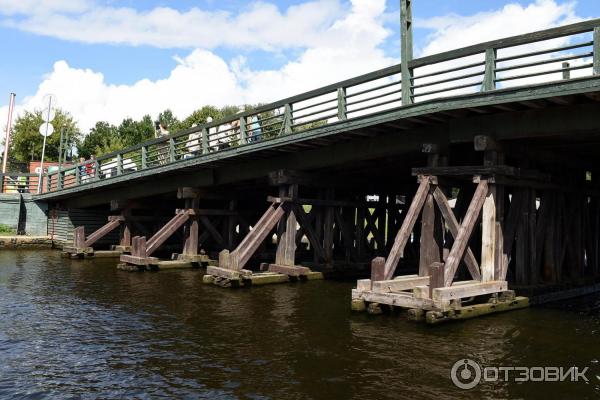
[451,359,482,389]
[451,359,591,389]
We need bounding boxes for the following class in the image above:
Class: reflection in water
[0,250,598,399]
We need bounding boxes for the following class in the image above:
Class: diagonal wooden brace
[443,180,488,286]
[432,186,481,281]
[383,177,431,280]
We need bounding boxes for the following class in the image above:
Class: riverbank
[0,235,54,249]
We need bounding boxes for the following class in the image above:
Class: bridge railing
[42,19,600,194]
[0,173,42,194]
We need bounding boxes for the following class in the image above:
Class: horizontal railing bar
[410,18,599,68]
[496,41,593,63]
[412,81,483,98]
[345,88,402,107]
[292,105,339,121]
[412,70,485,89]
[290,112,338,128]
[293,96,337,113]
[345,80,401,99]
[347,97,401,115]
[412,61,486,80]
[496,52,592,73]
[495,62,593,82]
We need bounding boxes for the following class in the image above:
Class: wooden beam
[384,178,430,280]
[481,185,497,282]
[146,213,190,256]
[84,219,122,247]
[432,187,481,281]
[432,280,508,301]
[371,275,431,293]
[444,180,488,286]
[275,184,298,266]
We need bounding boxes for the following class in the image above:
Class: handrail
[41,18,600,194]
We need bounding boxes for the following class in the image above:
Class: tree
[79,121,117,158]
[9,108,78,163]
[117,115,154,148]
[179,106,221,130]
[158,109,181,132]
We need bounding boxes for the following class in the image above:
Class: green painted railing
[43,18,600,194]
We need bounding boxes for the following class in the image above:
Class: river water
[0,250,599,399]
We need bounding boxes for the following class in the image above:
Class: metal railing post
[284,104,293,134]
[0,174,4,193]
[202,127,209,154]
[94,161,100,181]
[482,48,497,91]
[46,173,51,192]
[58,171,63,190]
[400,0,414,105]
[594,27,600,75]
[337,87,347,121]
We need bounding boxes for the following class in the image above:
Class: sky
[0,0,597,134]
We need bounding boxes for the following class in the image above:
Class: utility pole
[2,93,16,173]
[400,0,414,105]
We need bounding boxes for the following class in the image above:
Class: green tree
[9,109,78,163]
[179,106,221,130]
[118,115,154,148]
[158,109,181,132]
[79,121,117,158]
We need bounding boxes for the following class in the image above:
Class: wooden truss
[354,174,514,312]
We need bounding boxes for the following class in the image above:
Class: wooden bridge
[4,15,600,322]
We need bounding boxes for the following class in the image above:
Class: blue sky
[0,0,597,131]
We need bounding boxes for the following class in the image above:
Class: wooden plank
[74,226,85,248]
[371,257,386,282]
[432,280,508,301]
[275,185,298,266]
[353,289,435,310]
[199,216,225,247]
[206,265,241,279]
[146,213,190,256]
[384,178,430,280]
[481,185,497,282]
[268,264,310,276]
[119,254,159,266]
[419,193,439,277]
[429,262,445,298]
[371,276,430,293]
[234,204,286,270]
[84,219,122,247]
[432,187,481,281]
[444,180,488,286]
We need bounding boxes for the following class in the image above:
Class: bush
[0,224,15,235]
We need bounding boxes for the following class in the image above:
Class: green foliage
[0,224,15,235]
[79,121,117,158]
[10,109,78,163]
[179,106,221,130]
[158,109,181,132]
[118,115,154,148]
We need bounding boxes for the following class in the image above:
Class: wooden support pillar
[275,184,298,266]
[323,188,335,264]
[182,197,200,257]
[420,144,443,276]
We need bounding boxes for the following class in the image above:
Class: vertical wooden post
[275,184,298,266]
[481,185,497,282]
[284,104,293,134]
[371,256,386,282]
[593,27,600,76]
[202,127,209,154]
[337,87,347,121]
[74,226,85,248]
[168,138,176,162]
[400,0,414,105]
[420,144,443,277]
[240,116,247,144]
[562,62,570,80]
[323,188,335,264]
[227,199,237,249]
[141,146,148,169]
[429,262,445,297]
[356,206,365,259]
[116,153,123,175]
[482,48,497,91]
[183,197,200,256]
[75,164,81,185]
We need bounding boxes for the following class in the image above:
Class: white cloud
[0,0,394,134]
[0,0,591,142]
[0,0,346,51]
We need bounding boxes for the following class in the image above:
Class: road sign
[39,122,54,137]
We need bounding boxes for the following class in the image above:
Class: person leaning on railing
[184,124,201,159]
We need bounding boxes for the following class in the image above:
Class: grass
[0,224,16,236]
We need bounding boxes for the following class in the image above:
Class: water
[0,250,599,399]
